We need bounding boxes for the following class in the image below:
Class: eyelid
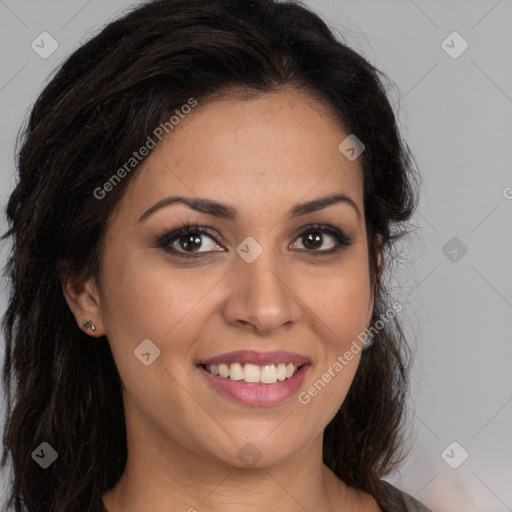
[153,221,224,246]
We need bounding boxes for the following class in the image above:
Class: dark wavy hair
[1,0,420,510]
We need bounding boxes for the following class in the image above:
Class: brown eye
[290,225,352,255]
[301,231,330,250]
[155,223,225,259]
[177,233,203,252]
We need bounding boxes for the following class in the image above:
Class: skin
[63,86,382,511]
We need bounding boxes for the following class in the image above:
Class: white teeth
[230,362,244,380]
[243,363,260,383]
[276,363,287,381]
[204,362,301,384]
[219,363,230,378]
[260,364,277,384]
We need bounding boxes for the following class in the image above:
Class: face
[67,86,375,469]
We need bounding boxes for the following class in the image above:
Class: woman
[1,0,430,510]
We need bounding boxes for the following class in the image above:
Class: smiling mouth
[200,362,303,385]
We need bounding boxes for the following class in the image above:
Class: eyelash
[153,221,353,260]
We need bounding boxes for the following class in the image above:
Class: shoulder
[375,479,433,512]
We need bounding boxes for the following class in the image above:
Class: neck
[102,433,353,511]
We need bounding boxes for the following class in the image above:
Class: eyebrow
[137,192,361,223]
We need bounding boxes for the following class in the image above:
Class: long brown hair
[1,1,420,510]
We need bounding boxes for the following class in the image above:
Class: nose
[221,246,301,335]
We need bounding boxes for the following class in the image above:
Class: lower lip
[197,364,310,406]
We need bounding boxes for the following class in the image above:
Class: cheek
[101,249,220,340]
[296,285,367,433]
[296,260,371,416]
[98,253,218,433]
[305,262,372,347]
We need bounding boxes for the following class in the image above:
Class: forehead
[116,87,364,223]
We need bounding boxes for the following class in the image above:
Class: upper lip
[197,350,311,366]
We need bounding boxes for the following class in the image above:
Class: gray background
[1,1,511,510]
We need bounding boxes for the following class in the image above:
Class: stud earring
[82,320,96,332]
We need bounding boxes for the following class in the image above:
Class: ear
[61,274,104,338]
[366,251,382,326]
